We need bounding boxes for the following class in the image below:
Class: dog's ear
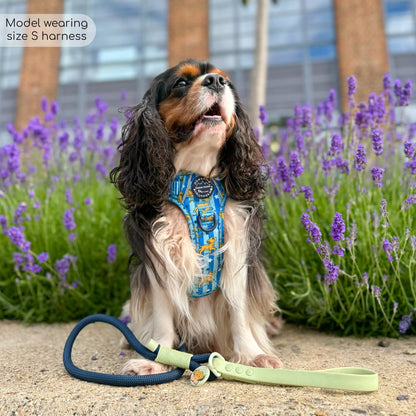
[219,99,267,202]
[110,85,175,210]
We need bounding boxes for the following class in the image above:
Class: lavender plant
[0,96,130,322]
[263,74,416,336]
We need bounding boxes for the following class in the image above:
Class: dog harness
[168,170,228,297]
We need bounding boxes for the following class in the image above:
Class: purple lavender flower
[330,212,345,242]
[51,101,59,115]
[299,185,314,203]
[13,202,27,224]
[59,132,69,151]
[335,157,350,174]
[380,199,388,217]
[371,285,381,298]
[383,73,392,91]
[41,97,48,112]
[6,143,20,176]
[63,208,76,231]
[259,105,268,125]
[371,129,383,156]
[107,244,117,263]
[5,226,31,252]
[37,252,49,263]
[404,139,415,159]
[399,314,412,334]
[382,239,393,262]
[300,213,322,244]
[289,151,304,177]
[409,123,416,139]
[328,134,344,156]
[95,161,108,178]
[120,315,131,325]
[96,122,105,140]
[13,252,24,268]
[400,80,412,106]
[0,214,7,231]
[54,254,77,280]
[303,105,313,129]
[371,167,385,188]
[65,188,73,205]
[394,79,402,101]
[332,245,345,257]
[84,197,92,206]
[323,260,339,284]
[402,194,416,210]
[321,158,332,176]
[347,75,357,99]
[295,133,304,154]
[274,157,295,193]
[410,235,416,251]
[353,145,367,172]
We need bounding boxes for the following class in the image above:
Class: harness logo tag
[191,176,214,199]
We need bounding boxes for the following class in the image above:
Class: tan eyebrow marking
[176,64,201,78]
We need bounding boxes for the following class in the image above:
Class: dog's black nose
[202,73,226,93]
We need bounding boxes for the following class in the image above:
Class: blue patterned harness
[168,170,228,297]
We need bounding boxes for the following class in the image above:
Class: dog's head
[110,59,266,211]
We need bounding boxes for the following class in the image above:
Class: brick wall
[333,0,389,111]
[14,0,64,131]
[168,0,209,67]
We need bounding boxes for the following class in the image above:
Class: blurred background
[1,0,416,143]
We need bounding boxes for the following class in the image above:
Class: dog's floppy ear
[219,99,267,202]
[110,84,175,210]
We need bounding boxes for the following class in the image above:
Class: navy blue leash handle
[63,314,213,386]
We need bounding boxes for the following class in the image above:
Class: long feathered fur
[110,59,282,374]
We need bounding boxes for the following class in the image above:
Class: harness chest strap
[168,170,228,298]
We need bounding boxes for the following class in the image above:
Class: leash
[63,314,378,391]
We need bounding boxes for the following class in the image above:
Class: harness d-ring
[197,213,217,233]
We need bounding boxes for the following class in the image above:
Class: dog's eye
[174,79,188,88]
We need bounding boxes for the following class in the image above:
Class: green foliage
[263,77,416,336]
[0,98,130,322]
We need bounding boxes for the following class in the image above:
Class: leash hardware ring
[208,352,224,378]
[197,212,217,233]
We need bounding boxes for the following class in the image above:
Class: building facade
[0,0,416,140]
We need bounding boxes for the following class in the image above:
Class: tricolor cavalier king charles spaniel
[110,59,282,375]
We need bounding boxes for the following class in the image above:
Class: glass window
[269,15,303,46]
[383,0,416,55]
[269,48,303,66]
[309,44,336,61]
[58,0,168,115]
[305,0,332,11]
[209,0,337,119]
[306,9,334,42]
[388,35,416,53]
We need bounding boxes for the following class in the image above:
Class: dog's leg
[223,201,282,369]
[122,281,178,376]
[228,290,282,369]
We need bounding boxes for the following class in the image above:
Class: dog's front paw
[250,354,283,369]
[122,359,169,375]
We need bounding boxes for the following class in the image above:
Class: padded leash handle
[211,357,378,392]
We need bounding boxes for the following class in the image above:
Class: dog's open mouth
[173,102,225,143]
[201,103,223,123]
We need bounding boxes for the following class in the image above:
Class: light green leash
[146,339,378,392]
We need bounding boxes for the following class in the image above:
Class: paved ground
[0,319,415,416]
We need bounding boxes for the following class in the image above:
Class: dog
[110,59,282,375]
